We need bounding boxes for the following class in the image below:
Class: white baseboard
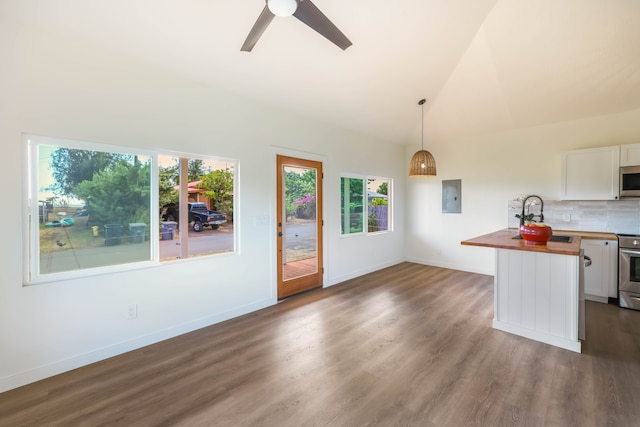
[326,258,404,287]
[1,260,498,393]
[404,256,494,276]
[584,293,608,304]
[0,298,274,394]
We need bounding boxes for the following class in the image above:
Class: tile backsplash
[507,199,640,235]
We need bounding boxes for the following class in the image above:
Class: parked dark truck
[162,202,227,232]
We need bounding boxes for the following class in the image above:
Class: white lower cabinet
[494,249,581,353]
[581,239,618,302]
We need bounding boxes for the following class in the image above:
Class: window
[340,176,391,235]
[25,135,236,284]
[367,177,391,233]
[26,136,154,283]
[158,155,235,261]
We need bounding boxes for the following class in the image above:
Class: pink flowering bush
[294,194,316,219]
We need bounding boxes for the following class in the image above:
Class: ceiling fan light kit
[267,0,298,17]
[241,0,352,52]
[409,98,437,177]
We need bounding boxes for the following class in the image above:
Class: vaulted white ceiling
[3,0,640,145]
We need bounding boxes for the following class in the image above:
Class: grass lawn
[40,216,121,253]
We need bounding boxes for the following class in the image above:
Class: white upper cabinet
[561,146,620,200]
[620,143,640,166]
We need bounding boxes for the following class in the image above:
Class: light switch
[255,215,269,225]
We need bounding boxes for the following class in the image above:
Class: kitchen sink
[512,235,573,243]
[549,235,574,243]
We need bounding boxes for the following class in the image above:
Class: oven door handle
[620,248,640,256]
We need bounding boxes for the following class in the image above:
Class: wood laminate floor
[1,262,640,426]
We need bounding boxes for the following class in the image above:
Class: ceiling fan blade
[293,0,352,50]
[241,5,276,52]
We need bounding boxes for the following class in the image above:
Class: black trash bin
[104,224,123,246]
[161,221,177,240]
[129,223,146,244]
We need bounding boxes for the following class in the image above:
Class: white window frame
[340,174,393,237]
[157,151,238,262]
[23,134,238,285]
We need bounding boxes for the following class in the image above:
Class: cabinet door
[620,143,640,167]
[607,239,618,298]
[581,239,617,300]
[561,146,620,200]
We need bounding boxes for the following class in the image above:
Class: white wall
[406,108,640,275]
[0,19,405,392]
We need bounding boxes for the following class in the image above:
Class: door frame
[276,155,324,299]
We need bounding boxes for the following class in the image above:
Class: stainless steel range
[618,234,640,310]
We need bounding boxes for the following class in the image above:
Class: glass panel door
[277,156,323,299]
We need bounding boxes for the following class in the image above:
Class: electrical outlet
[128,304,138,319]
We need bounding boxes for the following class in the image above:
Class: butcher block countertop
[461,229,582,256]
[549,229,617,241]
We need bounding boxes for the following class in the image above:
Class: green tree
[377,181,388,195]
[285,170,315,200]
[198,169,234,213]
[370,198,388,206]
[74,159,151,227]
[49,147,125,197]
[341,178,364,207]
[159,164,179,208]
[188,159,206,182]
[284,169,316,217]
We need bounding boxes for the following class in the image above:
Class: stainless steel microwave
[620,165,640,198]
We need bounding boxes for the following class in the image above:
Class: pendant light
[409,98,437,177]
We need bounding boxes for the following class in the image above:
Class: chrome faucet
[520,195,544,228]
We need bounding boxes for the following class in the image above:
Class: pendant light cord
[419,98,426,150]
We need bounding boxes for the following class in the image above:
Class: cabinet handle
[632,296,640,301]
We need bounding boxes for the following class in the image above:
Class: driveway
[159,226,234,259]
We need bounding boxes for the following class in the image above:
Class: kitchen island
[462,229,583,352]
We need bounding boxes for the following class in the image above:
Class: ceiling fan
[241,0,352,52]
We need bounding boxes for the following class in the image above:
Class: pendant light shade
[409,98,437,177]
[409,150,437,176]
